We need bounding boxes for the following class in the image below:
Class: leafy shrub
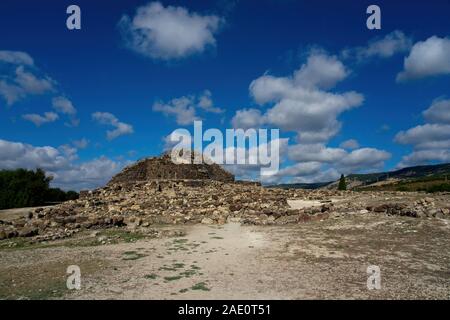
[0,168,78,209]
[426,183,450,193]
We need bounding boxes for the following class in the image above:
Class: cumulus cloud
[397,36,450,81]
[231,108,266,129]
[288,144,347,163]
[22,112,59,127]
[153,91,222,125]
[398,149,450,168]
[395,98,450,167]
[342,30,412,61]
[395,123,450,147]
[153,96,198,125]
[422,98,450,124]
[0,139,70,171]
[293,52,348,89]
[92,112,134,140]
[119,1,223,60]
[340,139,360,150]
[0,139,127,190]
[227,51,392,184]
[246,52,363,143]
[288,143,390,173]
[338,148,391,173]
[272,161,322,178]
[50,157,126,191]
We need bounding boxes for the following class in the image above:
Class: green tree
[0,168,78,209]
[338,174,347,191]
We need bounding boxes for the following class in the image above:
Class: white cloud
[51,96,80,127]
[153,96,198,125]
[288,144,347,163]
[231,108,265,129]
[337,148,390,173]
[50,157,127,191]
[0,139,127,191]
[120,1,223,60]
[422,98,450,124]
[342,30,412,60]
[395,123,450,147]
[228,51,391,183]
[291,168,341,184]
[52,96,77,115]
[0,65,55,105]
[288,143,390,173]
[14,66,54,94]
[92,112,134,140]
[153,91,222,125]
[22,112,59,127]
[395,98,450,167]
[246,51,363,143]
[294,52,348,89]
[398,149,450,168]
[340,139,359,150]
[198,90,224,113]
[262,145,390,184]
[0,81,24,105]
[275,161,322,178]
[397,36,450,81]
[0,50,34,66]
[0,139,71,171]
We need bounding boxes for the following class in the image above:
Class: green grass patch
[122,251,146,261]
[191,282,210,291]
[164,275,182,281]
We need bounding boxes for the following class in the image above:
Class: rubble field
[0,156,449,299]
[1,179,449,242]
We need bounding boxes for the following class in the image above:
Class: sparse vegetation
[338,174,347,191]
[425,183,450,193]
[164,275,182,281]
[191,282,210,291]
[122,251,146,260]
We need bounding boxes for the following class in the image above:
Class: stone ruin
[108,154,235,185]
[1,154,450,242]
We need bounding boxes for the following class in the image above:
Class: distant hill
[268,181,333,190]
[269,163,450,191]
[347,163,450,184]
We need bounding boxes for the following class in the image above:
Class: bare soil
[1,213,449,300]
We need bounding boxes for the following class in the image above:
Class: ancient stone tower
[108,154,235,185]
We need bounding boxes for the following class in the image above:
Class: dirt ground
[0,206,54,222]
[1,213,449,300]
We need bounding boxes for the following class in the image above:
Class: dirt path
[1,215,449,299]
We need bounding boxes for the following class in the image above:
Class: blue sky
[1,0,450,189]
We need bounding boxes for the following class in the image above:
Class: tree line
[0,168,78,210]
